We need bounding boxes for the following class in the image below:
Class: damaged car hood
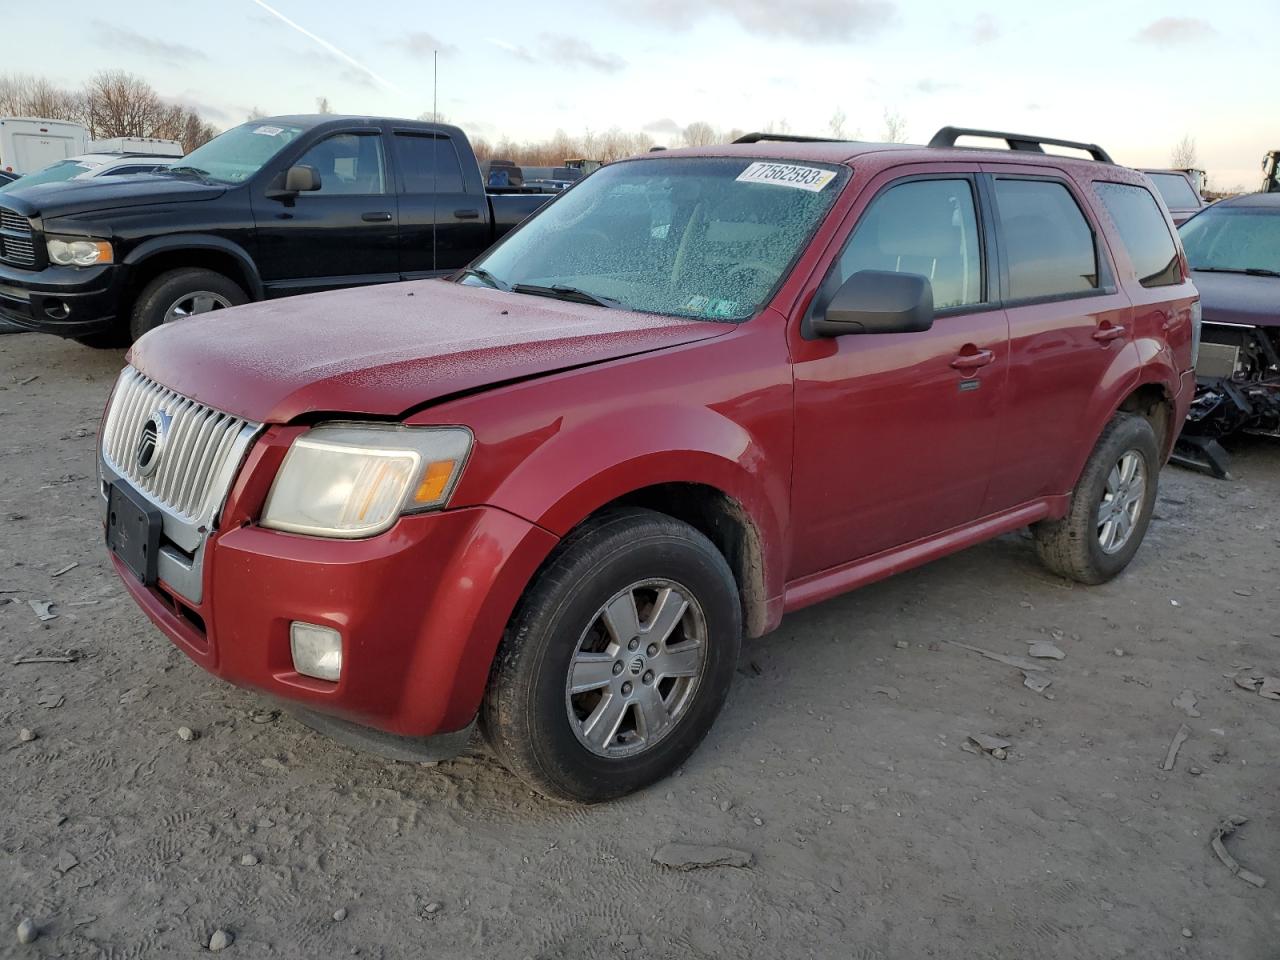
[129,279,730,423]
[1192,270,1280,328]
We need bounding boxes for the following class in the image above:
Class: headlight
[261,423,472,539]
[47,237,113,267]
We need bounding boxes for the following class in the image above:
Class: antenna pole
[433,50,438,121]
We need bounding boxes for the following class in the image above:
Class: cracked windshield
[467,157,845,320]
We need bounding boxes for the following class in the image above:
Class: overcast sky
[8,0,1274,188]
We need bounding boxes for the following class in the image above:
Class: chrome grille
[101,366,261,525]
[0,207,35,267]
[0,209,28,233]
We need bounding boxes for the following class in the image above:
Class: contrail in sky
[248,0,406,95]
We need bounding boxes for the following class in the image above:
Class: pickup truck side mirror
[266,164,322,200]
[811,270,934,337]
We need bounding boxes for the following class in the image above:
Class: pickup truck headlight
[47,237,113,267]
[261,424,472,539]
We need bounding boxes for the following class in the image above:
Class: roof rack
[928,126,1113,164]
[733,132,842,145]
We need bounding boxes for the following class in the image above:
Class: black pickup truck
[0,115,552,345]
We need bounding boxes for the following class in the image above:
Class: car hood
[129,279,730,423]
[0,175,224,219]
[1191,270,1280,328]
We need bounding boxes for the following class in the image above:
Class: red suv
[100,127,1199,802]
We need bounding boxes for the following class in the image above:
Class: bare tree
[1170,134,1197,169]
[681,121,719,148]
[881,109,908,143]
[247,106,267,121]
[83,70,168,139]
[829,108,847,139]
[316,97,333,115]
[764,118,792,135]
[0,73,85,123]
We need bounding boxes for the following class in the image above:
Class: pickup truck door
[787,169,1010,579]
[253,128,400,297]
[976,164,1136,512]
[390,130,492,278]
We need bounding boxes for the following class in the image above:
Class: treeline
[467,120,748,166]
[0,71,218,153]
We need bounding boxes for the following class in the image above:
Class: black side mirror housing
[266,164,322,200]
[811,270,935,337]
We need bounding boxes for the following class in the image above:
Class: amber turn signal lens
[414,459,459,504]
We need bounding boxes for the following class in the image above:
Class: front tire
[481,509,742,803]
[1033,412,1160,584]
[129,268,246,342]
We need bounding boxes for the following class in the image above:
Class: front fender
[123,234,264,299]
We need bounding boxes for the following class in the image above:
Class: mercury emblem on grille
[136,410,171,478]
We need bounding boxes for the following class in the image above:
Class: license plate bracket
[105,480,162,585]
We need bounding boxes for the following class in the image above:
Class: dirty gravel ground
[1,332,1277,960]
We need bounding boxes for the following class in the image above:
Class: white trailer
[0,117,90,175]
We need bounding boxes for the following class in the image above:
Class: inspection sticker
[736,162,836,192]
[252,125,285,137]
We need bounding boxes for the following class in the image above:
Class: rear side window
[1094,182,1181,287]
[395,134,465,194]
[834,178,983,310]
[1146,173,1199,209]
[994,179,1098,301]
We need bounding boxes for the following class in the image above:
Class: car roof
[633,139,1126,177]
[68,154,174,165]
[1210,192,1280,210]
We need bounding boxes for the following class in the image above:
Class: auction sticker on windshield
[736,162,836,192]
[253,126,285,137]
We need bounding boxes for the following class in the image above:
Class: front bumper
[0,261,123,336]
[113,503,559,737]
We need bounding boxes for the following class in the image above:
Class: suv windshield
[0,159,93,193]
[163,122,306,185]
[1180,206,1280,274]
[468,156,847,321]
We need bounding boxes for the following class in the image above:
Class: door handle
[951,348,995,371]
[453,208,481,220]
[361,211,393,222]
[1092,323,1126,342]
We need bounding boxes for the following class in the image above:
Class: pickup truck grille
[101,367,261,525]
[0,207,36,267]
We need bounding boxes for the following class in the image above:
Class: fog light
[290,622,343,682]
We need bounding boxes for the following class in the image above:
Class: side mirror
[266,164,321,200]
[811,270,934,337]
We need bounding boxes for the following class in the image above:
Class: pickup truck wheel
[130,268,246,342]
[1033,412,1160,584]
[481,508,741,803]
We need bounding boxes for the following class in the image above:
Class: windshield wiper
[511,283,622,309]
[161,166,216,183]
[459,266,510,291]
[1193,266,1280,278]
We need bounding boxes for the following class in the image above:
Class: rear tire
[1033,412,1160,584]
[481,508,741,803]
[129,268,246,342]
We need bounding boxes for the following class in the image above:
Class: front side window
[1146,173,1200,209]
[295,133,386,196]
[1094,182,1180,287]
[469,156,847,321]
[994,179,1099,300]
[170,121,305,184]
[395,134,464,193]
[833,178,983,310]
[1180,206,1280,275]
